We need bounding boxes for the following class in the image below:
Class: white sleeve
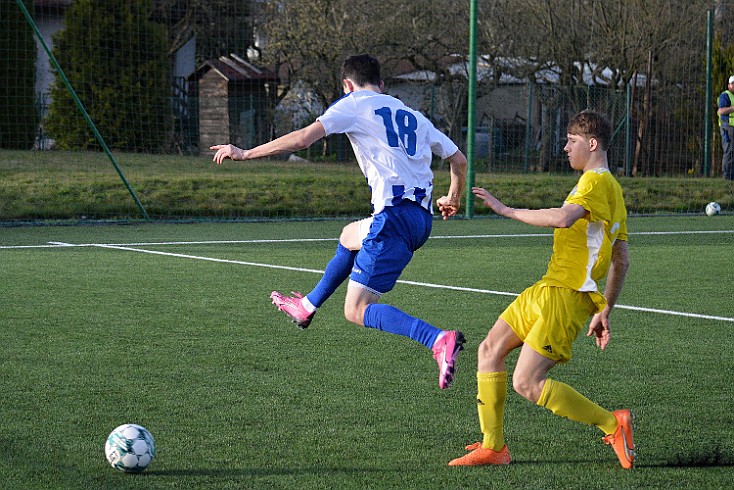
[428,126,459,159]
[317,95,355,136]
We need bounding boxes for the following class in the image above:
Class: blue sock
[306,243,357,308]
[363,304,442,349]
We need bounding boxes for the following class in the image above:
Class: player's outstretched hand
[472,187,508,216]
[210,144,243,164]
[587,310,611,350]
[436,195,461,220]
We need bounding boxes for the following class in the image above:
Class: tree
[376,0,470,143]
[476,0,593,170]
[587,0,709,176]
[0,0,37,150]
[478,0,711,174]
[256,0,470,145]
[257,0,376,110]
[45,0,170,152]
[150,0,254,64]
[715,0,734,46]
[252,0,712,174]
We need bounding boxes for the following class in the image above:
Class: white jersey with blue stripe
[318,90,458,215]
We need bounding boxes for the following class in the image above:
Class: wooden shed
[191,54,277,154]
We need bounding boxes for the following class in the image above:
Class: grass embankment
[0,150,732,222]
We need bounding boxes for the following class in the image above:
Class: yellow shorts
[500,282,598,363]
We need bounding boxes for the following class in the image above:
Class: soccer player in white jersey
[211,54,468,389]
[449,111,635,468]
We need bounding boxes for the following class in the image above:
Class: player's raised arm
[472,187,586,228]
[211,121,327,164]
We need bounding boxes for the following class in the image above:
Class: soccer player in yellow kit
[449,110,635,469]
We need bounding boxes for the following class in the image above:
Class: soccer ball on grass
[105,423,156,473]
[705,202,721,216]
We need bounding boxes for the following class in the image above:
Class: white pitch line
[97,237,339,246]
[92,243,325,275]
[631,230,734,236]
[613,304,734,322]
[14,238,339,248]
[0,243,71,249]
[85,242,734,324]
[2,228,733,250]
[432,230,734,239]
[3,235,733,322]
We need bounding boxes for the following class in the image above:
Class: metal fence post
[704,9,713,177]
[465,0,478,219]
[524,81,534,173]
[625,83,632,177]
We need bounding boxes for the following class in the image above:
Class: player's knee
[338,229,351,248]
[478,336,503,363]
[343,303,365,326]
[512,374,541,403]
[512,375,532,400]
[477,337,493,361]
[339,222,362,250]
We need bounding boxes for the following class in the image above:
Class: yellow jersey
[541,167,627,297]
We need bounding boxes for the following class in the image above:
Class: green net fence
[0,0,732,223]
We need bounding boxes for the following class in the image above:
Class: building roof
[391,56,650,88]
[193,54,277,83]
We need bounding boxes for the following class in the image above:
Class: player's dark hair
[567,110,612,151]
[341,54,381,87]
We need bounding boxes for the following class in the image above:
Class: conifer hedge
[0,0,37,150]
[45,0,170,152]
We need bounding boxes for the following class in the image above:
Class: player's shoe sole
[431,330,465,389]
[448,443,511,466]
[270,291,315,329]
[602,409,636,469]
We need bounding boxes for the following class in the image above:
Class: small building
[191,54,278,154]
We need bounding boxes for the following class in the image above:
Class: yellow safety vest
[720,90,734,126]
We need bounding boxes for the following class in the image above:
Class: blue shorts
[349,200,432,295]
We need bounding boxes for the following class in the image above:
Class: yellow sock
[537,378,617,434]
[477,371,507,451]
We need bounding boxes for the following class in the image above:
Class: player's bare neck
[584,161,609,172]
[353,84,381,94]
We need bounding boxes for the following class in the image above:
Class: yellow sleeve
[565,171,604,219]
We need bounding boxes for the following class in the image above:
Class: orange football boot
[602,409,636,469]
[448,442,511,466]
